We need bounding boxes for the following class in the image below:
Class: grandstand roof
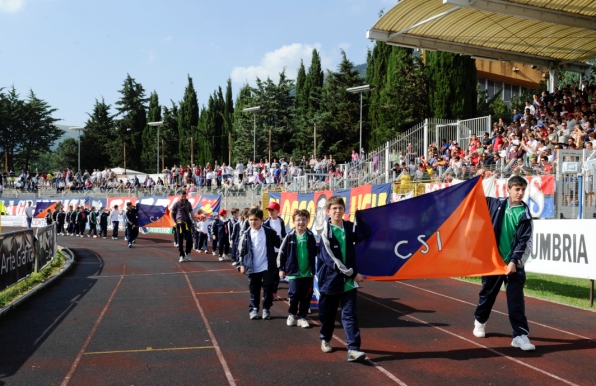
[367,0,596,75]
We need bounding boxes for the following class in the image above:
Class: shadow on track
[0,249,102,384]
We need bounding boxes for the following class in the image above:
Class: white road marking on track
[59,268,237,279]
[281,299,408,385]
[148,247,237,386]
[184,273,236,386]
[396,281,596,343]
[60,260,126,386]
[358,292,580,386]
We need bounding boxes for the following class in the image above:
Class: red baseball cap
[266,202,280,211]
[219,209,228,216]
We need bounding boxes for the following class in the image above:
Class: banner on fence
[34,201,60,218]
[355,177,505,280]
[0,197,92,216]
[526,219,596,280]
[425,175,555,218]
[268,183,393,233]
[0,230,35,291]
[35,224,56,271]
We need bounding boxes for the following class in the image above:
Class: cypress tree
[231,84,257,163]
[223,79,234,164]
[141,91,161,172]
[113,74,148,171]
[178,75,199,166]
[161,102,180,169]
[321,51,363,162]
[370,46,428,148]
[82,98,115,171]
[426,51,477,119]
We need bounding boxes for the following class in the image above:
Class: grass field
[460,273,595,310]
[0,251,66,309]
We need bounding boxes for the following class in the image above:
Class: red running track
[0,232,594,385]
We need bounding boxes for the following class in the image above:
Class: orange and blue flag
[34,202,60,218]
[355,176,505,280]
[137,203,176,228]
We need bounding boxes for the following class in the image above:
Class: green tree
[17,90,61,170]
[320,51,363,162]
[231,84,258,163]
[367,46,428,148]
[178,75,199,166]
[162,102,180,169]
[113,74,148,171]
[426,51,477,119]
[53,138,78,170]
[141,91,162,172]
[222,79,234,165]
[82,98,115,171]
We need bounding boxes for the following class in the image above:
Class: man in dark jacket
[170,190,194,262]
[473,175,535,351]
[239,208,281,320]
[217,209,230,261]
[125,202,139,248]
[278,209,317,328]
[99,208,109,239]
[57,208,66,236]
[317,196,366,362]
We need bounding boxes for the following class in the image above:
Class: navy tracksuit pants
[287,277,313,319]
[248,270,276,312]
[474,267,530,338]
[318,289,361,350]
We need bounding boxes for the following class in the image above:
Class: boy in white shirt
[239,208,281,320]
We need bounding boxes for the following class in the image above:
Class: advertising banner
[35,224,56,271]
[268,183,392,233]
[424,175,555,218]
[526,219,596,280]
[0,229,35,291]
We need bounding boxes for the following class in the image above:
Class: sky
[0,0,395,128]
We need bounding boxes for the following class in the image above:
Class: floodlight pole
[242,106,261,162]
[346,85,374,161]
[70,126,86,172]
[148,121,165,174]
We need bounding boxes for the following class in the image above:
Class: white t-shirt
[25,206,34,219]
[109,210,120,223]
[268,218,282,252]
[250,227,268,273]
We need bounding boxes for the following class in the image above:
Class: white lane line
[358,293,579,386]
[148,247,236,386]
[396,281,596,343]
[60,268,237,279]
[281,299,408,385]
[184,273,236,386]
[60,269,125,386]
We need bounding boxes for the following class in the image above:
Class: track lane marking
[396,281,596,343]
[84,346,214,355]
[60,251,126,386]
[149,247,237,386]
[280,299,408,385]
[358,292,579,386]
[195,290,250,295]
[59,268,237,279]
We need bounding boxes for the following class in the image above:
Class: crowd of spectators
[390,84,596,181]
[0,154,348,197]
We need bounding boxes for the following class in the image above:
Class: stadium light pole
[242,106,261,163]
[70,126,87,172]
[346,85,374,160]
[148,121,165,174]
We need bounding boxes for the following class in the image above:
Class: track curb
[0,245,75,318]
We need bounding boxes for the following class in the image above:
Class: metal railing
[338,116,492,186]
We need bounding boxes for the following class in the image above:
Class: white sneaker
[218,256,224,261]
[174,243,178,247]
[186,254,191,261]
[204,250,208,254]
[473,320,486,338]
[179,256,184,263]
[93,235,97,238]
[297,318,310,328]
[212,251,216,256]
[287,314,296,326]
[511,335,535,351]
